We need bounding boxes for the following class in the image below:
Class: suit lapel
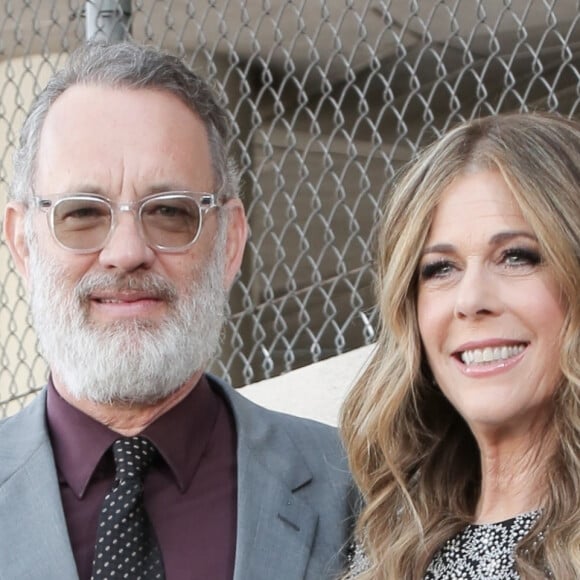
[0,391,78,580]
[233,431,319,580]
[211,377,319,580]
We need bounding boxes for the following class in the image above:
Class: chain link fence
[1,0,579,416]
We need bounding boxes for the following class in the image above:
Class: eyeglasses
[33,191,218,253]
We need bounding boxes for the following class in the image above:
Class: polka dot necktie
[91,436,165,580]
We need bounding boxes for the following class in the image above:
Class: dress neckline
[470,509,540,528]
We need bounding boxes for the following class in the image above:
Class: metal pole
[85,0,132,42]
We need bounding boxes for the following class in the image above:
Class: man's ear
[4,201,31,283]
[222,199,248,289]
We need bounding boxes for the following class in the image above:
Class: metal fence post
[85,0,132,42]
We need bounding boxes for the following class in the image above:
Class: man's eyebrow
[148,183,192,194]
[421,231,537,256]
[51,183,196,197]
[54,184,105,195]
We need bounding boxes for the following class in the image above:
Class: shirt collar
[47,374,220,497]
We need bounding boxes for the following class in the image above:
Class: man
[1,42,355,580]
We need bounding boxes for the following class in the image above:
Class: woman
[342,112,580,579]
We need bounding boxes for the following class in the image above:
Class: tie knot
[111,436,157,481]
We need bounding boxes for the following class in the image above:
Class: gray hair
[11,41,240,203]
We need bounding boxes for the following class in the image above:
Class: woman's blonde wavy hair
[340,112,580,579]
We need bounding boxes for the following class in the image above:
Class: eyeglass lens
[51,196,202,251]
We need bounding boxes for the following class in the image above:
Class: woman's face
[417,170,565,440]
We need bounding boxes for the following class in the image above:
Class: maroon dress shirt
[46,375,237,580]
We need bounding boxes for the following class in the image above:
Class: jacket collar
[209,375,320,580]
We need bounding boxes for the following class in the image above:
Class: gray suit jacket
[0,375,356,579]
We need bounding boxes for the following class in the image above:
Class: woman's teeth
[460,344,526,365]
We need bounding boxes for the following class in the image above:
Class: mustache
[73,272,179,302]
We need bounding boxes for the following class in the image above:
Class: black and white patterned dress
[424,511,539,579]
[347,511,539,579]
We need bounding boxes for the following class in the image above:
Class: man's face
[6,85,246,404]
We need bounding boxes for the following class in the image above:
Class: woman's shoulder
[347,512,540,579]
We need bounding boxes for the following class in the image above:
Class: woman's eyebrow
[489,230,537,245]
[421,243,454,256]
[422,231,537,256]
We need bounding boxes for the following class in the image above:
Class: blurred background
[1,0,578,416]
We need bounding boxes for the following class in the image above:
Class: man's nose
[98,211,156,272]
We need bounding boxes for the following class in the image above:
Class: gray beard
[28,234,228,405]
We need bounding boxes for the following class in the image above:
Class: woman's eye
[501,247,542,267]
[420,260,455,280]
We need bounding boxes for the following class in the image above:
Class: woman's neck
[474,423,556,524]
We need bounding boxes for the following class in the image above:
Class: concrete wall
[239,344,374,426]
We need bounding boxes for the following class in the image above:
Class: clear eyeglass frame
[32,190,218,254]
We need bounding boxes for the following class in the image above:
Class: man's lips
[90,291,163,304]
[87,291,167,318]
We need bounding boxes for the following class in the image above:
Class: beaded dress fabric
[424,511,539,579]
[347,511,539,579]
